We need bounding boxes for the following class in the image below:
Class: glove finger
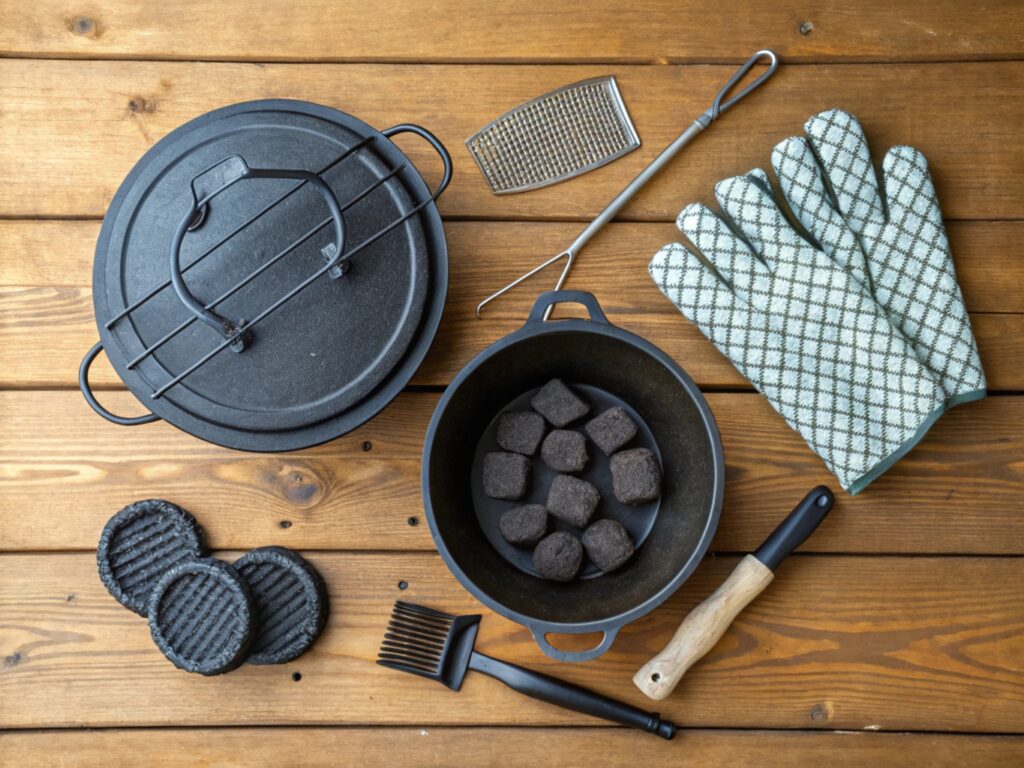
[772,136,870,281]
[714,170,817,275]
[676,203,770,306]
[804,109,885,236]
[878,146,985,395]
[651,246,757,366]
[881,146,945,234]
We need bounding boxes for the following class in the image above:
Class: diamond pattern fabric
[648,111,985,493]
[772,109,986,404]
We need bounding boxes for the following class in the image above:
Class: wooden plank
[2,391,1021,554]
[3,0,1023,64]
[1,552,1022,731]
[6,220,1023,313]
[1,727,1021,768]
[1,61,1022,220]
[2,221,1022,390]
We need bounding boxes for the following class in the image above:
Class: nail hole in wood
[71,16,95,36]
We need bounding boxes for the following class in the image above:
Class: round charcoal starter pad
[97,499,207,616]
[234,547,328,665]
[148,559,255,676]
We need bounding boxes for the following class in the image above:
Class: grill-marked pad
[148,559,255,676]
[235,547,328,665]
[97,499,206,616]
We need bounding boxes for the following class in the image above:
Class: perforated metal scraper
[476,50,779,320]
[466,76,640,196]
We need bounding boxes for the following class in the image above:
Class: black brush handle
[753,485,834,570]
[468,651,677,739]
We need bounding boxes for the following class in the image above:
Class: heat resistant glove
[771,109,986,407]
[649,169,947,494]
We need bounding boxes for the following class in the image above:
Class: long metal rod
[476,49,779,320]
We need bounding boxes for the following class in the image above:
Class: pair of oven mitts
[649,109,985,494]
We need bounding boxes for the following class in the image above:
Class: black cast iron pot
[79,100,450,452]
[423,291,725,662]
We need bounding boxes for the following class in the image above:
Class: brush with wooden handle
[634,486,834,700]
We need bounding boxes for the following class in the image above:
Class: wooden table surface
[1,2,1023,765]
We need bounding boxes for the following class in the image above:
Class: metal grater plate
[466,76,640,195]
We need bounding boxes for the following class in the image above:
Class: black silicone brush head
[377,601,481,691]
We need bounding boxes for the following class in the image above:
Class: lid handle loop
[169,155,348,351]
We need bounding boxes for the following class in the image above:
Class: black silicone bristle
[377,601,456,679]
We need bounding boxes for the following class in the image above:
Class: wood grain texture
[1,727,1021,768]
[6,219,1022,312]
[1,552,1022,731]
[2,61,1023,220]
[2,220,1022,390]
[3,0,1023,63]
[635,554,775,700]
[2,391,1020,554]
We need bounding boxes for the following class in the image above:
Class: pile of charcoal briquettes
[481,379,662,582]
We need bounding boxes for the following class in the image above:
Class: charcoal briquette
[610,447,662,505]
[585,406,638,455]
[97,499,207,616]
[234,547,328,665]
[148,558,255,676]
[482,451,531,500]
[540,429,589,473]
[531,379,590,427]
[496,410,547,456]
[499,504,549,547]
[532,531,583,582]
[582,519,635,573]
[546,474,600,527]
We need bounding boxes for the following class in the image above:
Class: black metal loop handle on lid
[169,155,348,352]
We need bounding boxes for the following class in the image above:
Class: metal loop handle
[477,50,779,320]
[169,155,348,350]
[530,625,620,663]
[526,290,610,326]
[381,123,454,201]
[704,49,779,124]
[79,342,160,426]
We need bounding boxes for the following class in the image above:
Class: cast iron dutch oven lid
[80,100,451,451]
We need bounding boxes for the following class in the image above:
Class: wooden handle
[633,554,774,700]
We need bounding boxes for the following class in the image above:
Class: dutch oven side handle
[529,622,621,664]
[526,290,611,327]
[79,342,160,426]
[380,124,454,201]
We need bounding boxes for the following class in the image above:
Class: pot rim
[422,290,725,648]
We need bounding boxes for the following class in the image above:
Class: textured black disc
[234,547,328,665]
[148,559,255,676]
[97,499,207,616]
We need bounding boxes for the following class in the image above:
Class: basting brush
[377,600,677,740]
